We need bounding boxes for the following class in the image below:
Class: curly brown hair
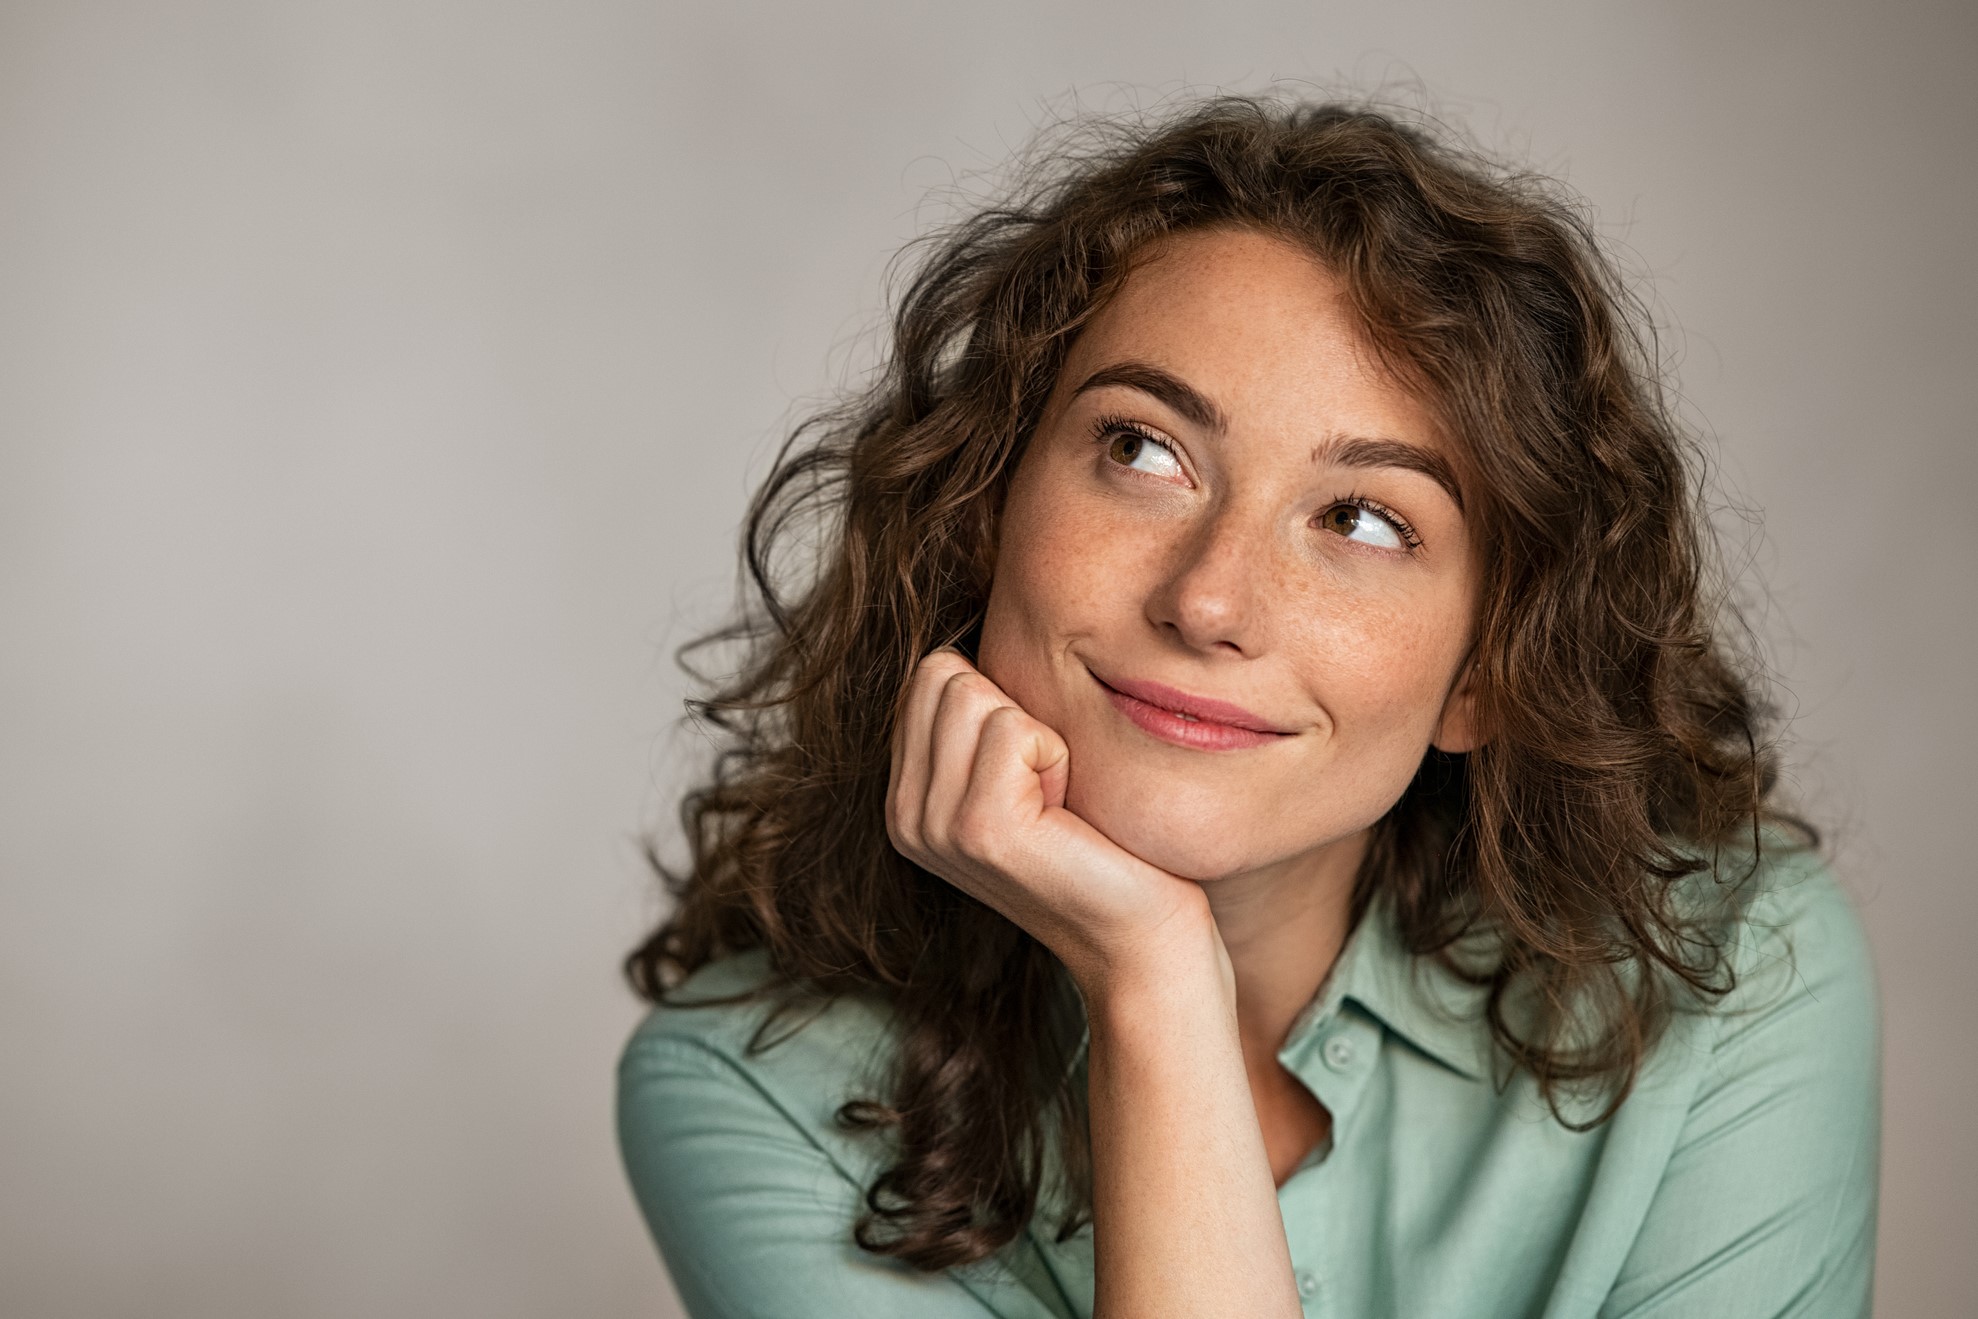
[623,93,1815,1273]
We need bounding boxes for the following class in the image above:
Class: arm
[1079,918,1304,1319]
[1599,858,1881,1318]
[617,1029,1058,1319]
[888,651,1304,1319]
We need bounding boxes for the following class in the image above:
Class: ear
[1431,647,1486,754]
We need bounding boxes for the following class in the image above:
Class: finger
[1033,719,1069,810]
[888,655,945,849]
[964,703,1070,833]
[888,648,976,851]
[952,705,1080,925]
[919,667,1016,850]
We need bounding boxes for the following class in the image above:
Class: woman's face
[976,225,1483,882]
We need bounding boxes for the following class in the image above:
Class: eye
[1316,498,1420,551]
[1096,417,1185,480]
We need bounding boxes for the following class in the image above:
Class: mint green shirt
[617,846,1880,1318]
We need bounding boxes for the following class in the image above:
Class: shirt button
[1296,1269,1320,1298]
[1322,1034,1356,1070]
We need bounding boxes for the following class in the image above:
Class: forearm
[1078,913,1304,1319]
[881,651,1304,1315]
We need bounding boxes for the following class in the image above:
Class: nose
[1145,504,1269,656]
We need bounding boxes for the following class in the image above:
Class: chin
[1063,770,1274,882]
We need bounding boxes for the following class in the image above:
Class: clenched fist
[885,648,1223,996]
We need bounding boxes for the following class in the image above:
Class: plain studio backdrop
[2,1,1972,1315]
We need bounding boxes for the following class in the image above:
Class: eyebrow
[1072,361,1230,435]
[1068,359,1466,512]
[1313,434,1465,513]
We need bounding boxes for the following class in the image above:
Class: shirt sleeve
[1598,857,1882,1319]
[616,1030,1064,1319]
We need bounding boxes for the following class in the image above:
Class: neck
[1203,828,1370,1068]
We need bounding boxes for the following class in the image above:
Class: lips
[1089,668,1296,750]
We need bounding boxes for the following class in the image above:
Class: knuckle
[884,785,925,848]
[983,702,1052,754]
[919,819,952,858]
[981,703,1028,734]
[906,658,949,700]
[951,804,1001,858]
[918,648,967,679]
[941,668,987,702]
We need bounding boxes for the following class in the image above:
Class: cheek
[1058,590,1469,880]
[1302,572,1472,722]
[978,485,1135,720]
[1314,610,1452,735]
[976,572,1056,719]
[1260,595,1474,851]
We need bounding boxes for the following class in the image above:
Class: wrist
[1071,899,1234,1027]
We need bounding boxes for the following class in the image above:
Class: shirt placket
[1275,1000,1383,1314]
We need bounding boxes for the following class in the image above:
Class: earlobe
[1431,654,1486,754]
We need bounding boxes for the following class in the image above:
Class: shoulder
[615,947,904,1183]
[1592,840,1882,1316]
[1643,831,1882,1164]
[620,946,902,1076]
[1703,834,1880,1063]
[614,955,1067,1318]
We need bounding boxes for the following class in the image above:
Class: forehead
[1053,226,1450,458]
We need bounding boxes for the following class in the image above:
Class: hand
[885,648,1220,995]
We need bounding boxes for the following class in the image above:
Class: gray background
[2,1,1972,1316]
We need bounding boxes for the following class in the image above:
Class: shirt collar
[1302,886,1492,1082]
[1066,887,1494,1084]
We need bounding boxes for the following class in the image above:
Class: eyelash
[1331,491,1423,550]
[1088,413,1425,552]
[1091,413,1174,465]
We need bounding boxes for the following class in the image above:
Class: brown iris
[1318,505,1363,537]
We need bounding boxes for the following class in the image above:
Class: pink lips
[1091,670,1296,751]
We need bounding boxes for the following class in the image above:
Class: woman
[617,96,1880,1319]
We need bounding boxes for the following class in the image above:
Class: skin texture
[887,226,1484,1317]
[980,226,1483,886]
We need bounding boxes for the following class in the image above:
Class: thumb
[1025,720,1070,810]
[973,704,1071,816]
